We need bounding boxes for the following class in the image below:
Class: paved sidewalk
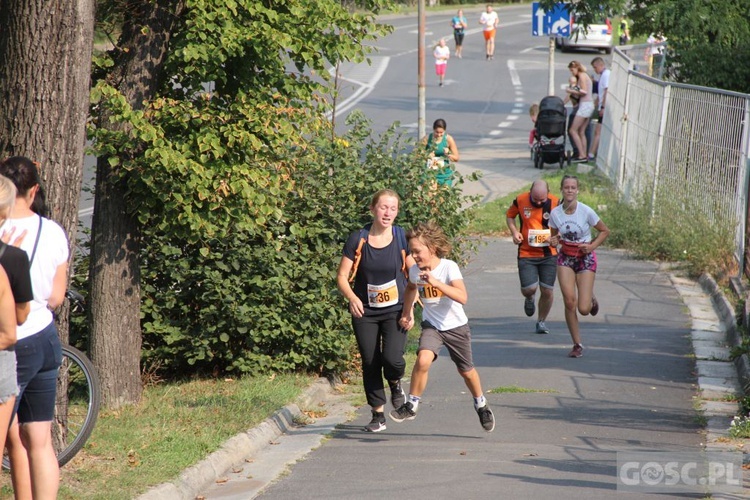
[140,152,749,499]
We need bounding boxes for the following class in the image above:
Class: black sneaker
[363,410,386,432]
[524,297,535,317]
[476,405,495,432]
[389,380,405,409]
[389,402,417,423]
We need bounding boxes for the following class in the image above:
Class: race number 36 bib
[528,228,551,247]
[419,284,443,304]
[367,279,399,308]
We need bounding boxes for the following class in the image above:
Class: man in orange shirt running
[506,180,560,334]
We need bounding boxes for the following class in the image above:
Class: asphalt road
[252,8,703,499]
[193,7,738,500]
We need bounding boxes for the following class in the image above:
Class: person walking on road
[549,175,610,358]
[433,38,450,87]
[479,4,499,61]
[451,9,468,58]
[506,180,560,335]
[390,221,495,432]
[618,17,630,45]
[336,189,415,433]
[1,156,69,500]
[588,56,610,160]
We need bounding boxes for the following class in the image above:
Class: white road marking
[327,56,391,118]
[507,60,521,86]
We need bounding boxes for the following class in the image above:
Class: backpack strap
[348,224,409,283]
[348,226,370,284]
[393,225,409,278]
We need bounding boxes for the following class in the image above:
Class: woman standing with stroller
[566,61,594,163]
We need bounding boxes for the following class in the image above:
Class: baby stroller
[531,96,570,169]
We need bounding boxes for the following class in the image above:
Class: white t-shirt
[2,214,69,339]
[479,11,498,31]
[409,259,468,331]
[597,68,610,110]
[549,201,600,244]
[433,45,450,65]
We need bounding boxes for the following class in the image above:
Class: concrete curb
[135,378,334,500]
[698,274,750,396]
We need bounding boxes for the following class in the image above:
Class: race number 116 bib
[367,279,399,308]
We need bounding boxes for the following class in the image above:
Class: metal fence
[597,44,750,272]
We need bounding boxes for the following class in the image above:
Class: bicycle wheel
[2,344,101,469]
[53,344,101,466]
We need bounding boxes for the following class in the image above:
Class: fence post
[650,84,671,219]
[742,96,750,277]
[617,70,634,190]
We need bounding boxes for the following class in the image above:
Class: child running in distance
[390,221,495,432]
[433,38,450,87]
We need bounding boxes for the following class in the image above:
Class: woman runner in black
[336,189,416,432]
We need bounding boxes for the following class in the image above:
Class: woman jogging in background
[549,175,610,358]
[1,156,69,500]
[336,189,415,433]
[390,221,495,432]
[451,9,467,58]
[424,118,460,187]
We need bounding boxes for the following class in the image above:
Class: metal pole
[418,0,426,140]
[547,36,555,96]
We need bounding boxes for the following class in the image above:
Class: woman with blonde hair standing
[566,61,594,163]
[0,175,29,466]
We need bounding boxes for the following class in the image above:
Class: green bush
[135,110,478,377]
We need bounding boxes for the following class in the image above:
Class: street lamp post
[418,0,425,140]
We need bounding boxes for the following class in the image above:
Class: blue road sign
[531,2,570,37]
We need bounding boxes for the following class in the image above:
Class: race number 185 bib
[528,228,551,247]
[367,279,399,308]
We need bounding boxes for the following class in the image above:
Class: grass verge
[469,166,737,281]
[0,373,314,500]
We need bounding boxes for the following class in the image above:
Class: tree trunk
[89,0,185,409]
[0,0,95,342]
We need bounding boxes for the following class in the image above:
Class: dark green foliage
[627,0,750,93]
[134,111,478,376]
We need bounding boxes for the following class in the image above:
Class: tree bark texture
[89,0,185,409]
[0,0,95,342]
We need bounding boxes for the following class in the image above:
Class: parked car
[555,14,613,54]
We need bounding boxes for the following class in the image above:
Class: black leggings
[352,310,407,408]
[454,31,465,46]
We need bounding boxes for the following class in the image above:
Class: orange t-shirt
[506,191,560,258]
